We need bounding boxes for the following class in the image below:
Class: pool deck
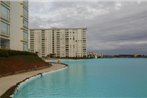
[0,63,66,96]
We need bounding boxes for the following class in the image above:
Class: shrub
[0,49,36,57]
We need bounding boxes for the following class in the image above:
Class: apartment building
[0,1,29,51]
[30,28,87,58]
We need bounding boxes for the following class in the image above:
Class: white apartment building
[0,1,29,51]
[30,28,87,58]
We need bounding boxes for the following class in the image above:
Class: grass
[0,49,51,77]
[0,49,52,98]
[0,55,50,77]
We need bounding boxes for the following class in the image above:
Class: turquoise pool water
[13,58,147,98]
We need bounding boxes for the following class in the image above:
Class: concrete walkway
[0,64,66,96]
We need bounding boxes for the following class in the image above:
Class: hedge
[0,49,36,57]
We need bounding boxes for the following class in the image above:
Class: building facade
[30,28,87,58]
[0,1,29,51]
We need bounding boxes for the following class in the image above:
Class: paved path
[0,64,66,96]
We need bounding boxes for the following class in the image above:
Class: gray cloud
[29,1,147,55]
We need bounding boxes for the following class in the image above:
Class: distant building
[0,1,29,51]
[30,28,87,57]
[87,51,104,58]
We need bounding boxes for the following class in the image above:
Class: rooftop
[30,27,87,31]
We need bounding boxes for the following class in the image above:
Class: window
[23,19,28,28]
[23,8,28,18]
[23,43,28,51]
[1,5,10,21]
[23,32,28,42]
[0,38,10,49]
[1,22,9,35]
[23,1,28,9]
[2,1,10,6]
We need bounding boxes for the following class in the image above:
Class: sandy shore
[0,63,66,96]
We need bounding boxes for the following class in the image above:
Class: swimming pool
[13,58,147,98]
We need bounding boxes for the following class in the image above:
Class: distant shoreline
[46,57,147,60]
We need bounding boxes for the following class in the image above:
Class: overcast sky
[29,0,147,55]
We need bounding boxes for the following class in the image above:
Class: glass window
[1,22,10,35]
[0,38,10,49]
[23,32,28,42]
[23,1,28,8]
[1,5,10,21]
[23,8,28,18]
[23,19,28,28]
[23,43,28,51]
[2,1,10,6]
